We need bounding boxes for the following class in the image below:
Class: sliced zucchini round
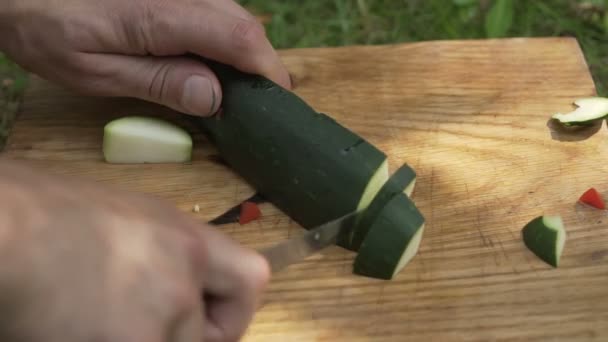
[353,192,425,280]
[346,163,417,251]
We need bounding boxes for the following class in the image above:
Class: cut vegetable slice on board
[103,116,192,163]
[521,215,566,267]
[353,192,425,280]
[552,97,608,126]
[579,187,605,210]
[195,61,389,243]
[345,163,417,251]
[239,201,262,225]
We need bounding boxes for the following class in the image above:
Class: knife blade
[259,211,359,274]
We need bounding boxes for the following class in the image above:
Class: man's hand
[0,0,291,117]
[0,159,270,342]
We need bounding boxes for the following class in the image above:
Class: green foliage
[239,0,607,95]
[485,0,514,38]
[0,53,27,150]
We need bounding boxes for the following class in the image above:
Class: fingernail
[182,75,217,116]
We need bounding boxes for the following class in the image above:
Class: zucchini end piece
[522,215,566,267]
[102,116,193,164]
[551,97,608,126]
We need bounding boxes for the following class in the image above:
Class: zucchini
[521,215,566,267]
[102,116,192,163]
[552,97,608,126]
[353,192,425,280]
[196,62,389,235]
[345,163,417,251]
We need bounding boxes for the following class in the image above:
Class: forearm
[0,159,101,341]
[0,159,42,253]
[0,159,62,246]
[0,159,36,340]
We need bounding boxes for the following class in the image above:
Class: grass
[1,0,607,149]
[0,54,27,150]
[238,0,607,94]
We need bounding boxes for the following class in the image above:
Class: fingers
[139,1,291,89]
[197,226,270,342]
[168,303,205,342]
[107,283,205,342]
[78,53,222,117]
[205,0,257,22]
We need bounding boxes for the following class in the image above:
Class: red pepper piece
[579,188,606,210]
[239,201,262,225]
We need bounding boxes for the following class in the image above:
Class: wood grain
[4,37,608,341]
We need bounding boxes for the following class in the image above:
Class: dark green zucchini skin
[353,192,425,280]
[196,61,387,237]
[521,216,561,267]
[346,163,416,251]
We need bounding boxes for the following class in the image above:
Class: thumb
[85,54,222,117]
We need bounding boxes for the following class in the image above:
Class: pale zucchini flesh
[404,178,416,197]
[393,224,425,277]
[357,159,389,211]
[102,116,192,164]
[552,97,608,126]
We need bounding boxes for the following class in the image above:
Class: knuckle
[67,53,110,82]
[231,18,267,52]
[224,329,244,342]
[63,52,94,75]
[125,0,172,54]
[147,61,173,102]
[182,230,207,271]
[57,53,107,94]
[61,17,89,49]
[242,251,271,294]
[137,1,160,52]
[167,282,199,314]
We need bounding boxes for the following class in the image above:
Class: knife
[259,211,359,274]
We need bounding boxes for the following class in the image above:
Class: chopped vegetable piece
[344,163,417,251]
[102,116,192,163]
[209,193,266,225]
[552,97,608,126]
[579,188,605,210]
[521,215,566,267]
[353,193,425,280]
[239,201,261,225]
[193,204,201,213]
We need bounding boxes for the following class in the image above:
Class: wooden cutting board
[4,37,608,341]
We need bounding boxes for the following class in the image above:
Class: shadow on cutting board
[546,118,603,142]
